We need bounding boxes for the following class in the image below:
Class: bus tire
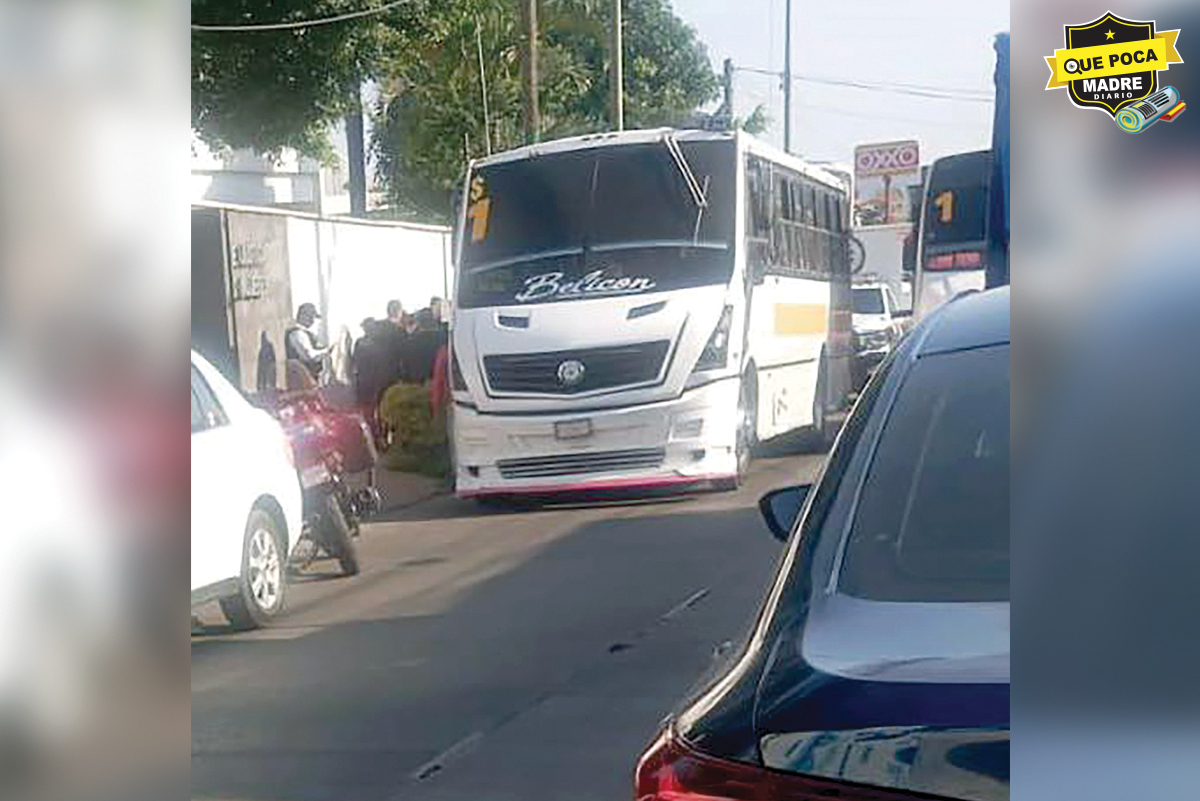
[803,351,834,453]
[733,369,758,486]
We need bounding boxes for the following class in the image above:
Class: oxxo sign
[854,141,920,177]
[854,140,921,227]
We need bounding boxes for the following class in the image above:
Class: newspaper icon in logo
[1046,12,1184,130]
[1116,86,1186,132]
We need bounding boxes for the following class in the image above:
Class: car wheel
[219,509,287,630]
[325,494,360,576]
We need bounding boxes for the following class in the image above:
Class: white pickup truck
[851,282,911,389]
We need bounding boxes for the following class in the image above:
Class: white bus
[449,128,856,499]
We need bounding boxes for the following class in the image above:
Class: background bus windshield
[459,140,735,308]
[923,150,991,251]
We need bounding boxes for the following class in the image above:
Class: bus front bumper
[452,378,740,498]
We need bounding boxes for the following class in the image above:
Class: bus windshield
[921,150,991,266]
[458,140,735,308]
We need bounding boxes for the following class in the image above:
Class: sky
[672,0,1010,168]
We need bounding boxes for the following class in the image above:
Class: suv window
[191,366,228,433]
[841,344,1009,602]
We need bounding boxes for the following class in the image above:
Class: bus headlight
[451,348,467,391]
[693,305,733,372]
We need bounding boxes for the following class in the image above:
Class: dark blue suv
[637,288,1010,801]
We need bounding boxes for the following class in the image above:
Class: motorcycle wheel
[323,493,360,576]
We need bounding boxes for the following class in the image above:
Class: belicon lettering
[515,270,657,303]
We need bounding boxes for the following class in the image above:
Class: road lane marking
[409,731,485,783]
[660,587,711,621]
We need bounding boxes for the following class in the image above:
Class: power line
[796,101,984,129]
[798,75,992,102]
[192,0,410,32]
[734,66,993,102]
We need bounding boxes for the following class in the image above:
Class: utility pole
[611,0,624,130]
[722,58,735,126]
[476,17,492,155]
[521,0,540,143]
[345,84,367,216]
[783,0,792,153]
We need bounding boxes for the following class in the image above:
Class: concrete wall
[192,203,452,391]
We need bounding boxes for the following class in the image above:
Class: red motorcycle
[268,389,381,576]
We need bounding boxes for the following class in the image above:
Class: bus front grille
[497,448,666,480]
[483,341,671,395]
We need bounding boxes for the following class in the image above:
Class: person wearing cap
[285,302,330,386]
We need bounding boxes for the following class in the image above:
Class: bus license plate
[555,419,593,440]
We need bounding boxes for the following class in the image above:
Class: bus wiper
[663,133,710,245]
[664,132,708,209]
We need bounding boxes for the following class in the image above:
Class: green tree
[191,0,413,157]
[738,104,770,135]
[372,0,720,220]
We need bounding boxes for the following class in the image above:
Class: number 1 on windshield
[934,190,954,224]
[468,177,491,242]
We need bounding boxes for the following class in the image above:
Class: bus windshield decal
[515,268,657,303]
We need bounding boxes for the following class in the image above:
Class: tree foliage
[192,0,720,220]
[738,104,770,135]
[372,0,720,220]
[191,0,414,157]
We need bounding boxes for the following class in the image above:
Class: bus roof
[470,128,733,169]
[469,128,848,192]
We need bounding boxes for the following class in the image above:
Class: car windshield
[840,343,1010,602]
[852,288,885,315]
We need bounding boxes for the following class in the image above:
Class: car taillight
[925,250,983,271]
[635,728,925,800]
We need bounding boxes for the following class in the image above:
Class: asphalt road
[191,450,825,801]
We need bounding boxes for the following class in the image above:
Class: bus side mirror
[892,309,912,319]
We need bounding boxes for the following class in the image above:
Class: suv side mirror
[758,485,811,542]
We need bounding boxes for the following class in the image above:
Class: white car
[191,351,302,628]
[851,282,906,347]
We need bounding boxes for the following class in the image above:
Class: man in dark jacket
[377,299,409,386]
[352,319,391,443]
[404,308,444,384]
